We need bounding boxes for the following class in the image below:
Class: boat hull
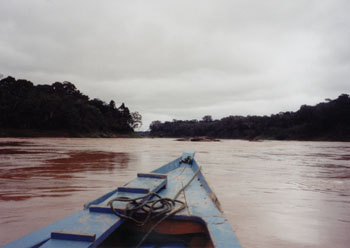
[3,151,242,248]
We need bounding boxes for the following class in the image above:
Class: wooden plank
[137,173,167,179]
[84,188,119,209]
[181,149,195,164]
[3,152,242,248]
[181,164,242,248]
[40,239,90,248]
[125,177,166,191]
[2,210,122,248]
[51,232,96,242]
[97,177,167,207]
[117,187,150,194]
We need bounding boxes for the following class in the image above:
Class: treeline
[150,94,350,141]
[0,76,141,136]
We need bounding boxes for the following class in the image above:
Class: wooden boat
[3,150,242,248]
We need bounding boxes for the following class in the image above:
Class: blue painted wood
[181,149,195,164]
[91,176,168,211]
[88,205,115,214]
[137,173,167,179]
[3,151,242,248]
[179,161,241,247]
[125,177,167,191]
[182,149,195,159]
[51,232,96,242]
[40,239,91,248]
[117,187,150,194]
[83,188,119,209]
[83,173,167,209]
[2,210,121,248]
[151,158,182,174]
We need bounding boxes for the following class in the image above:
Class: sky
[1,0,349,130]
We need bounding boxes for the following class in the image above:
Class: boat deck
[3,153,241,248]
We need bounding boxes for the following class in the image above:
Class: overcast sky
[1,0,349,130]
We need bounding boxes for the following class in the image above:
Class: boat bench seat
[89,172,168,212]
[4,173,168,248]
[47,173,168,247]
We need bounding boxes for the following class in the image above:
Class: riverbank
[0,128,140,138]
[176,136,220,142]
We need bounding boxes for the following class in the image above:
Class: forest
[0,76,141,137]
[150,94,350,141]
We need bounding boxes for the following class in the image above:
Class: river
[0,138,349,247]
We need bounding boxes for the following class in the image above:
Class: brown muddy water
[0,138,349,247]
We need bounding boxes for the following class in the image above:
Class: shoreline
[0,129,349,141]
[0,128,140,138]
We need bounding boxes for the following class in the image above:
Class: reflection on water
[0,138,350,248]
[0,139,135,245]
[0,149,129,201]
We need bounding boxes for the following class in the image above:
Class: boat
[3,150,242,248]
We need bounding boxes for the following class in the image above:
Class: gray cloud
[1,0,350,130]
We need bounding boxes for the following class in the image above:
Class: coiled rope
[108,166,202,247]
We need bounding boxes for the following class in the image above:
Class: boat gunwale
[2,152,242,248]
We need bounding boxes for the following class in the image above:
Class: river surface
[0,138,349,247]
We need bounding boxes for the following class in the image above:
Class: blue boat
[3,150,242,248]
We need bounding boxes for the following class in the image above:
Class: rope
[107,166,202,247]
[108,192,185,226]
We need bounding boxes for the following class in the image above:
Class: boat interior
[99,218,214,248]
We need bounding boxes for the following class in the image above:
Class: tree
[149,94,350,141]
[130,112,142,129]
[109,100,116,109]
[202,115,213,122]
[0,76,141,136]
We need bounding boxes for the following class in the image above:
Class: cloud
[1,0,349,130]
